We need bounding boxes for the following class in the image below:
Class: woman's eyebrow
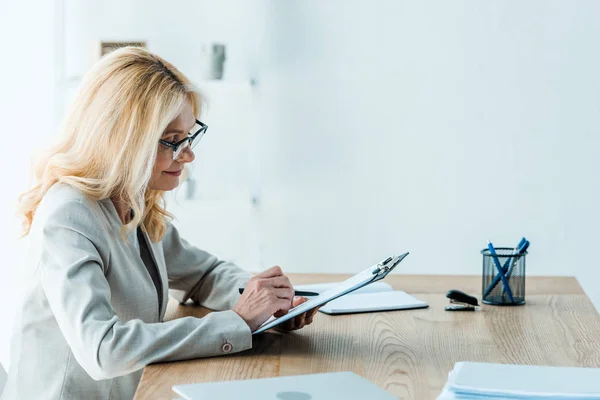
[163,129,184,135]
[163,122,196,136]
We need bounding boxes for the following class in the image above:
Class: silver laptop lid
[173,371,398,400]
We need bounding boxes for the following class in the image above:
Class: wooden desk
[134,275,600,400]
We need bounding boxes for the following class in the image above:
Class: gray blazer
[1,183,253,400]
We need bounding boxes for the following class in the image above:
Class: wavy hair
[17,46,202,242]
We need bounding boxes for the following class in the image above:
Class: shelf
[58,77,257,90]
[193,78,257,89]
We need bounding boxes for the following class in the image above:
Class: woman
[1,47,319,400]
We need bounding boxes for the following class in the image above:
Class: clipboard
[253,252,409,334]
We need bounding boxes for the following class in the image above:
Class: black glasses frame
[158,119,208,153]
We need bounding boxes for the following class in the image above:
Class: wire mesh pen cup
[481,248,527,305]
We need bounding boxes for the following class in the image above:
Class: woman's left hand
[276,296,322,332]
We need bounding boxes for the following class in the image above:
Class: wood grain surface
[134,275,600,400]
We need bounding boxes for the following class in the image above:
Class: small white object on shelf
[198,43,226,80]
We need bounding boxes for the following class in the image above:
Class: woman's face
[149,100,196,191]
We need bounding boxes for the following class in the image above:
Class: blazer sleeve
[162,222,253,311]
[40,199,252,381]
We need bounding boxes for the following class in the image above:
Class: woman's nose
[178,147,195,163]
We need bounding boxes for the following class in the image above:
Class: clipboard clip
[371,252,409,282]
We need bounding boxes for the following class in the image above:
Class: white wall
[256,0,600,305]
[0,0,56,370]
[23,0,598,315]
[58,1,600,309]
[253,1,600,304]
[255,1,600,291]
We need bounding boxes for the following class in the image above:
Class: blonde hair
[17,46,202,242]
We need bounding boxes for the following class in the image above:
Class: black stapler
[445,290,479,311]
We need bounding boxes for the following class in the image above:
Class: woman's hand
[232,266,295,332]
[275,296,322,332]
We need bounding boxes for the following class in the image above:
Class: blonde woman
[1,47,319,400]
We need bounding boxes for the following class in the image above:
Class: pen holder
[481,248,527,306]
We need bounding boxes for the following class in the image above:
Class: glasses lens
[171,121,206,160]
[190,130,205,150]
[173,140,190,160]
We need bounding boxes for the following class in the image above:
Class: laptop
[173,371,398,400]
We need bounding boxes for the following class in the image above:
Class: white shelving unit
[194,78,258,89]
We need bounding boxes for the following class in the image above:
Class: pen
[238,288,320,297]
[487,240,515,303]
[483,238,526,298]
[503,240,529,297]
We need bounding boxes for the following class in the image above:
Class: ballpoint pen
[503,240,530,297]
[238,288,320,297]
[487,240,515,303]
[483,238,527,298]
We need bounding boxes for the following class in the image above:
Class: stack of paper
[437,362,600,400]
[294,282,428,314]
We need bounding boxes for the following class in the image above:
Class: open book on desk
[295,281,428,315]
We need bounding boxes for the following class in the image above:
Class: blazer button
[222,343,233,353]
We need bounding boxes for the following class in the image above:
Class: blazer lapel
[143,230,169,321]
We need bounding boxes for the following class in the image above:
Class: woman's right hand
[232,266,295,332]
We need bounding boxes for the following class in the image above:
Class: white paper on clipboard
[252,252,409,334]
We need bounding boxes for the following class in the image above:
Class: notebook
[295,281,395,295]
[437,362,600,399]
[173,371,399,400]
[295,282,428,314]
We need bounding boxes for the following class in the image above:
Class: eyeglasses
[158,119,208,161]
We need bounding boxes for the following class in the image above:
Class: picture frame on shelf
[91,40,147,63]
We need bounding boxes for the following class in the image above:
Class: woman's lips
[164,170,182,177]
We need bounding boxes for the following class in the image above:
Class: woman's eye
[163,135,181,145]
[174,134,190,143]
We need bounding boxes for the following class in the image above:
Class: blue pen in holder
[481,247,527,305]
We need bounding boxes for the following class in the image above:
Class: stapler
[445,290,479,311]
